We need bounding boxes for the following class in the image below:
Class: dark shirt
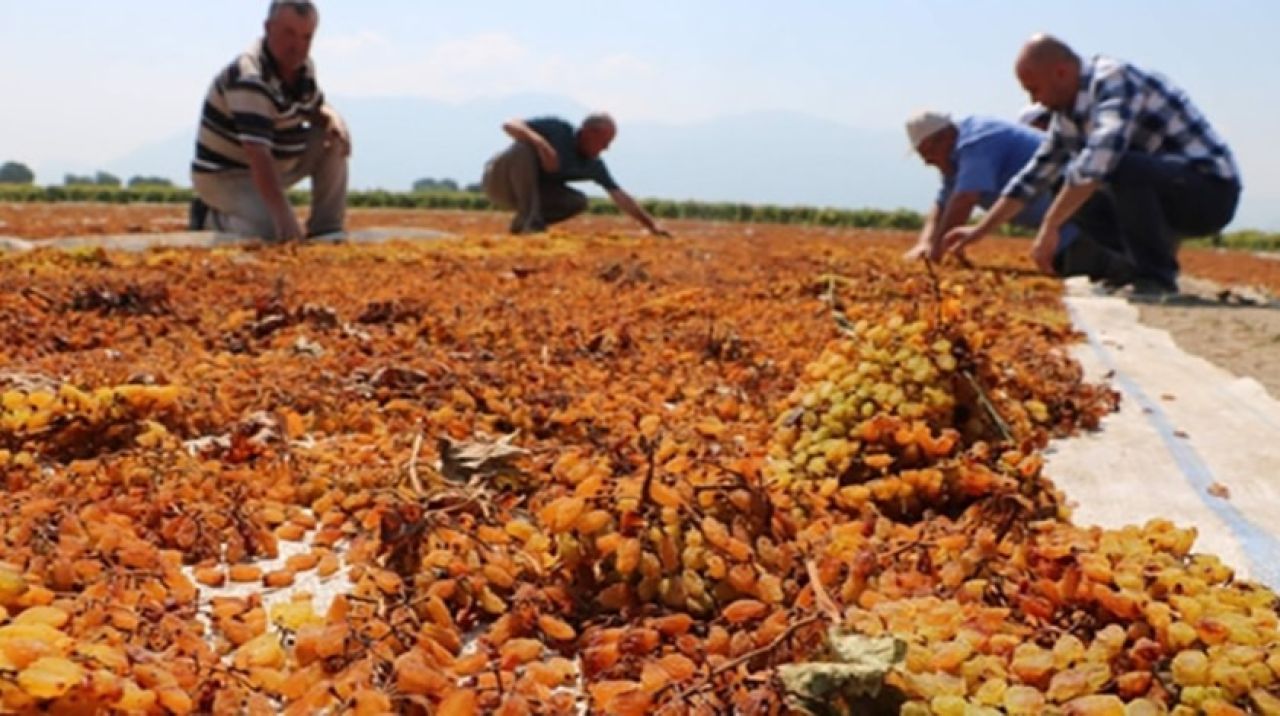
[526,117,619,191]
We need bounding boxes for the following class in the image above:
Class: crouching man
[483,113,670,236]
[190,0,350,241]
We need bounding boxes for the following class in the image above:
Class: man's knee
[542,185,588,223]
[289,131,347,186]
[193,173,276,237]
[491,142,538,174]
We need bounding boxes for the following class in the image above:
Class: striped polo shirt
[192,40,324,174]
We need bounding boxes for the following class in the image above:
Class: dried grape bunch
[0,225,1261,715]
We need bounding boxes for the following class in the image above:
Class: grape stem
[658,612,827,706]
[404,431,426,496]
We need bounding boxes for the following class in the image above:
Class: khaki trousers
[192,124,348,240]
[482,142,588,233]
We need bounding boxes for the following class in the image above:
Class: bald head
[1017,34,1077,71]
[1014,34,1081,113]
[577,112,617,158]
[583,112,616,133]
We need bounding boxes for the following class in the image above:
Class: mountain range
[86,93,933,212]
[32,93,1279,229]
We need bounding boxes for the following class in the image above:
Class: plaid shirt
[1003,55,1239,201]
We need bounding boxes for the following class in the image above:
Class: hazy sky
[3,1,1278,226]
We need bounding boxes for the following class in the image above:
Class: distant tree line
[2,161,1274,249]
[64,171,122,187]
[1,160,175,189]
[0,161,35,184]
[412,177,482,194]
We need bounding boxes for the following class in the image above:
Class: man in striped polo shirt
[944,35,1241,294]
[190,0,350,242]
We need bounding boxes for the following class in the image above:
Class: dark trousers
[1069,153,1240,288]
[482,142,589,233]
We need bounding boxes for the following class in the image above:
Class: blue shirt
[939,116,1066,236]
[526,117,620,191]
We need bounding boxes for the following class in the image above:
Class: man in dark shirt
[483,113,670,236]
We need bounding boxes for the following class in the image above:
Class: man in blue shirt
[944,35,1241,293]
[904,111,1130,282]
[482,113,670,236]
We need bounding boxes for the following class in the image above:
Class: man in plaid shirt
[944,35,1241,293]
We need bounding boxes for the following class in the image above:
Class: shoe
[1123,276,1187,304]
[1057,237,1136,285]
[188,198,210,231]
[509,215,547,235]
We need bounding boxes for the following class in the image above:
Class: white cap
[905,110,952,149]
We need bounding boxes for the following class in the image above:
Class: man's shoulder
[956,116,1039,150]
[957,115,1017,135]
[232,40,268,72]
[527,116,571,133]
[217,43,270,87]
[1087,55,1139,88]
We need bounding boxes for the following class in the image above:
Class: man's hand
[903,241,944,262]
[273,208,305,242]
[943,226,985,257]
[1030,225,1062,275]
[319,105,351,157]
[649,225,673,238]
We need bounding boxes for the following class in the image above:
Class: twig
[923,258,945,313]
[880,538,935,563]
[962,370,1014,443]
[805,560,843,623]
[707,613,824,681]
[639,435,659,510]
[405,432,425,496]
[664,612,826,703]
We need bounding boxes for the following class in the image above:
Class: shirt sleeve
[592,161,620,192]
[224,74,278,146]
[1002,131,1070,201]
[1066,68,1140,186]
[951,148,999,196]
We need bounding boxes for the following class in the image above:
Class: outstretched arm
[502,119,560,173]
[243,142,303,241]
[907,192,980,262]
[1030,181,1098,273]
[905,204,941,260]
[942,195,1026,256]
[608,188,671,237]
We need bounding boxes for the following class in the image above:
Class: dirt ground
[1138,301,1280,399]
[4,201,1279,400]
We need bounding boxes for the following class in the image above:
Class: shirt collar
[1069,56,1098,124]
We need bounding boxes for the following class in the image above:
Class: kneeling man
[905,110,1131,282]
[944,35,1241,293]
[191,0,350,241]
